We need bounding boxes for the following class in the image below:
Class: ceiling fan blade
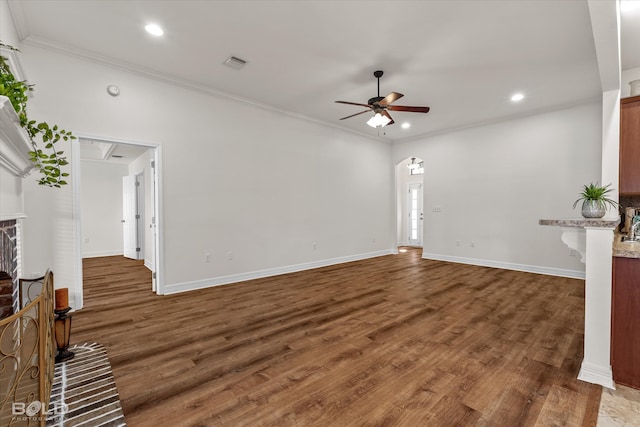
[339,110,371,120]
[387,105,430,113]
[379,92,404,107]
[382,110,395,126]
[335,100,372,108]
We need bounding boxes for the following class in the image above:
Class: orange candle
[55,288,69,310]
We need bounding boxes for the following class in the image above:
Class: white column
[578,225,616,389]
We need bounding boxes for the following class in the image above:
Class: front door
[408,183,423,247]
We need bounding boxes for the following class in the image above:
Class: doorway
[396,157,424,248]
[73,136,163,307]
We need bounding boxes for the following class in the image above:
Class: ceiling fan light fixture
[336,70,429,129]
[367,112,391,128]
[407,157,420,170]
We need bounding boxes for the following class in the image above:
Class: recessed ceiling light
[511,93,525,102]
[145,23,164,37]
[401,122,411,129]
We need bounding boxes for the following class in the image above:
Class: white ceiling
[6,0,638,145]
[79,138,149,165]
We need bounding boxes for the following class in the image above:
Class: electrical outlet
[456,240,460,247]
[227,251,234,261]
[569,250,577,257]
[432,206,442,213]
[470,241,476,248]
[205,253,211,263]
[313,243,317,250]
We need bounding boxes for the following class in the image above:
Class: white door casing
[73,136,164,307]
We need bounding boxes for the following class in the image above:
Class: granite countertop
[613,232,640,259]
[539,218,620,228]
[539,218,640,259]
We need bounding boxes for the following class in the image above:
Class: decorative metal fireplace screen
[0,271,55,426]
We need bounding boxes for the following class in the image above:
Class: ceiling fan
[335,70,430,128]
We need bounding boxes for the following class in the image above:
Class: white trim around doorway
[72,134,165,306]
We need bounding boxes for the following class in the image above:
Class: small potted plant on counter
[572,182,619,218]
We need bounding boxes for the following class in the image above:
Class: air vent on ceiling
[223,56,247,70]
[111,155,124,158]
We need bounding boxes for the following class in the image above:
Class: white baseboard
[578,361,615,389]
[421,253,585,279]
[144,259,154,272]
[163,249,395,295]
[82,250,124,259]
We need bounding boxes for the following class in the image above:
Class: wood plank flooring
[73,249,601,426]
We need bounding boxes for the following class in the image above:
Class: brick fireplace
[0,219,19,319]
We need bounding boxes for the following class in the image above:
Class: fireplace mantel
[0,95,34,177]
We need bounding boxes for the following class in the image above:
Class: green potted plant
[572,182,619,218]
[0,41,74,187]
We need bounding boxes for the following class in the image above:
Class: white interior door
[408,183,423,247]
[150,160,157,292]
[122,174,140,259]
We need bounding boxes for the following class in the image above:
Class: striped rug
[47,343,126,427]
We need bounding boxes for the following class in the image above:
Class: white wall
[392,102,602,277]
[128,149,154,270]
[0,0,19,47]
[22,168,79,292]
[0,168,24,219]
[80,160,128,258]
[18,44,394,298]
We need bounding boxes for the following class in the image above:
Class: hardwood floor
[74,249,601,426]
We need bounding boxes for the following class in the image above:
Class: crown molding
[0,44,27,82]
[21,36,387,144]
[0,96,34,177]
